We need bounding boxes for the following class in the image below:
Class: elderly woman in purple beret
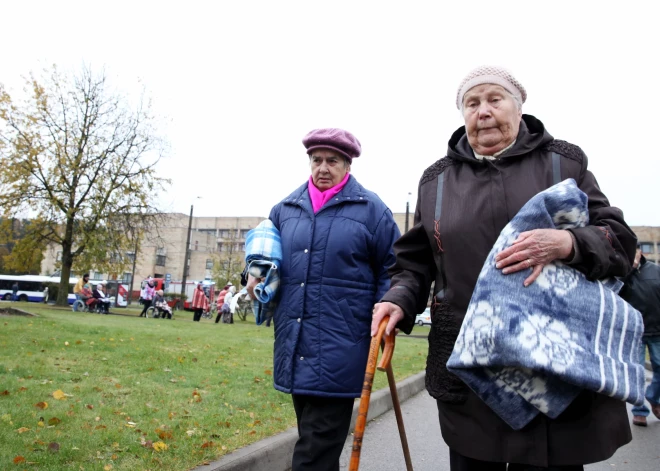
[247,128,400,471]
[373,66,637,470]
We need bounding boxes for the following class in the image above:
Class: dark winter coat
[381,115,637,467]
[620,256,660,337]
[269,175,400,398]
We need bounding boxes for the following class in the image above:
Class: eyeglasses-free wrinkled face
[462,83,522,157]
[309,150,350,191]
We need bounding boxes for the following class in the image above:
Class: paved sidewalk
[339,370,659,470]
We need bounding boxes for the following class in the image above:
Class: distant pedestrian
[73,273,90,311]
[191,283,209,322]
[153,289,173,319]
[221,285,236,324]
[11,281,19,302]
[264,303,273,327]
[139,280,156,317]
[621,247,660,427]
[93,283,111,314]
[43,286,49,303]
[214,284,231,324]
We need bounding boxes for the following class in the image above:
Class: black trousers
[193,308,203,322]
[291,394,354,471]
[450,450,585,471]
[139,300,151,316]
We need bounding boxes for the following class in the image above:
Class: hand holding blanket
[446,179,645,430]
[244,220,282,324]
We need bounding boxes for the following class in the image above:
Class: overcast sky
[3,1,659,225]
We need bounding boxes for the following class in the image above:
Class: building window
[640,242,654,254]
[206,259,213,270]
[240,229,250,238]
[125,252,135,262]
[217,242,225,252]
[219,230,231,238]
[155,247,166,266]
[122,272,132,284]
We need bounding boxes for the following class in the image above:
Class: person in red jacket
[191,283,209,322]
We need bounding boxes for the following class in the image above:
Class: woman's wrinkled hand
[494,229,574,287]
[371,302,404,337]
[245,274,264,299]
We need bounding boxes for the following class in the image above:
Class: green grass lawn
[0,304,428,470]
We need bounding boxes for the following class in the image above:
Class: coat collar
[282,175,369,215]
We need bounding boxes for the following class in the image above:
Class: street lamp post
[180,197,201,302]
[405,192,412,232]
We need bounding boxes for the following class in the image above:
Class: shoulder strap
[434,172,447,298]
[552,152,562,185]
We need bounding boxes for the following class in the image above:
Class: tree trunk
[128,235,139,305]
[57,218,76,306]
[58,248,73,306]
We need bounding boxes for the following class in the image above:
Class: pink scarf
[308,173,350,213]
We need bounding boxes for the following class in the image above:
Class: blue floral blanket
[446,179,645,430]
[244,220,282,323]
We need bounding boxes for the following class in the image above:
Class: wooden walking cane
[349,316,414,471]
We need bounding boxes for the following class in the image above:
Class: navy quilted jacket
[269,175,400,398]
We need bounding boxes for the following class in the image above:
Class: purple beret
[302,128,361,162]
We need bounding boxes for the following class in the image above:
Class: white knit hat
[456,66,527,109]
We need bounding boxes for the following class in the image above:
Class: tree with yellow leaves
[0,218,44,274]
[0,65,169,304]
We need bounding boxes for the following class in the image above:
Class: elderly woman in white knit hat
[373,66,637,470]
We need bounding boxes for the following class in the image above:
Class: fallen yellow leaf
[17,427,30,434]
[152,441,168,452]
[104,465,113,471]
[52,390,66,400]
[35,401,48,410]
